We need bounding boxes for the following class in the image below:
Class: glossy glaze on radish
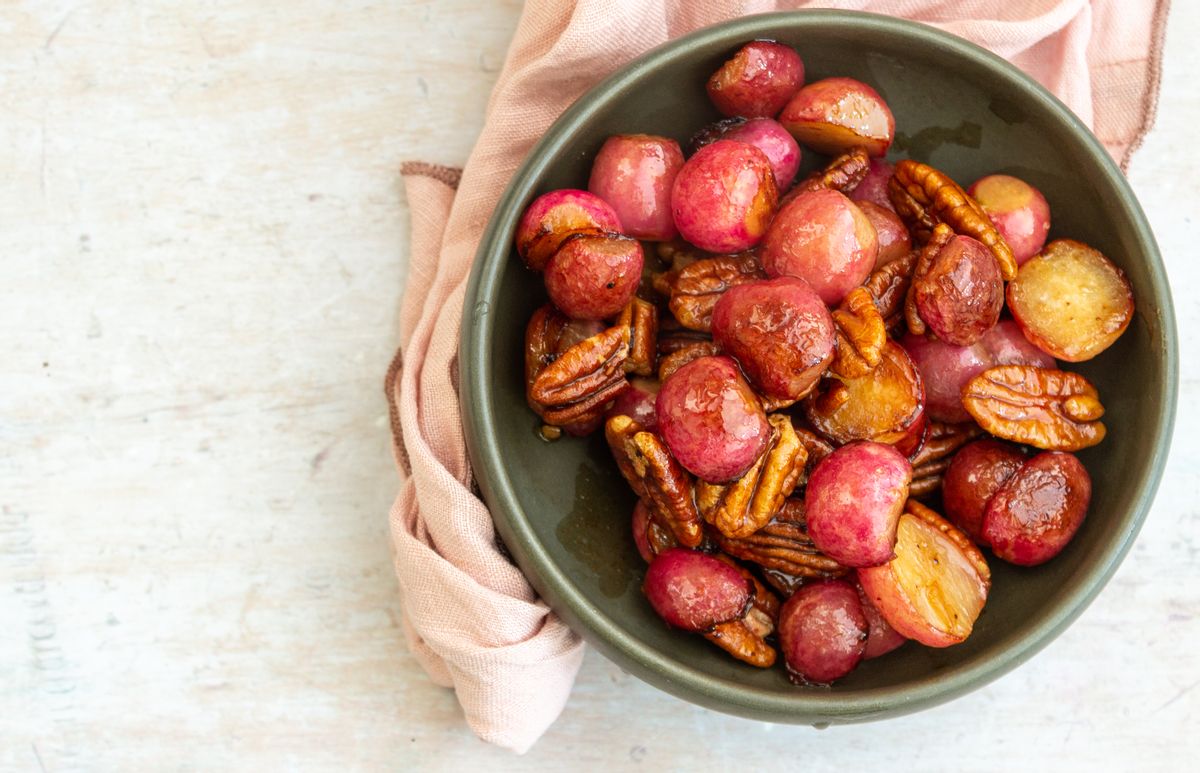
[656,355,770,483]
[780,77,895,157]
[983,451,1091,566]
[706,40,805,119]
[515,189,623,271]
[544,233,644,320]
[912,235,1004,346]
[643,548,750,631]
[777,579,868,684]
[942,439,1026,543]
[760,187,878,305]
[589,134,685,241]
[805,441,912,567]
[711,276,835,402]
[671,140,778,253]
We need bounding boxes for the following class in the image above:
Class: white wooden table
[2,2,1196,769]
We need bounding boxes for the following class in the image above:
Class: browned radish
[780,77,895,157]
[983,451,1092,566]
[942,439,1026,544]
[858,500,990,648]
[1006,239,1134,362]
[515,189,622,271]
[706,41,805,119]
[804,340,926,457]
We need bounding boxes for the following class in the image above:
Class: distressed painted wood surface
[1,1,1196,770]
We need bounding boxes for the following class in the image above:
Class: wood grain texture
[0,1,1196,770]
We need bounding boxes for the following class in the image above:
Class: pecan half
[760,394,797,413]
[652,272,675,298]
[745,566,781,624]
[713,517,847,581]
[831,286,887,379]
[774,496,808,524]
[695,414,807,539]
[656,317,713,357]
[793,147,870,197]
[794,429,835,464]
[705,619,777,668]
[645,515,679,557]
[961,365,1106,451]
[904,223,955,337]
[793,428,835,490]
[633,498,681,561]
[887,175,938,240]
[526,305,629,426]
[652,240,707,296]
[667,254,765,332]
[704,557,779,668]
[863,248,918,329]
[658,340,722,382]
[605,415,704,547]
[908,421,984,496]
[889,159,1018,280]
[620,297,658,377]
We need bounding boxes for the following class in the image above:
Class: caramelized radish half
[858,501,991,647]
[706,40,805,119]
[805,340,927,457]
[780,77,895,157]
[1006,239,1134,362]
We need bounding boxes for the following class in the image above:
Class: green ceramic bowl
[460,11,1177,724]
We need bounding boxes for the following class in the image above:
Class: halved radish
[804,340,926,456]
[858,500,991,647]
[1006,239,1134,362]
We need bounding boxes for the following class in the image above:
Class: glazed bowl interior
[460,11,1176,723]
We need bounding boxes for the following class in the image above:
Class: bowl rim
[459,9,1179,722]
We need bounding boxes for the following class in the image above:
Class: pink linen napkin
[387,0,1169,753]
